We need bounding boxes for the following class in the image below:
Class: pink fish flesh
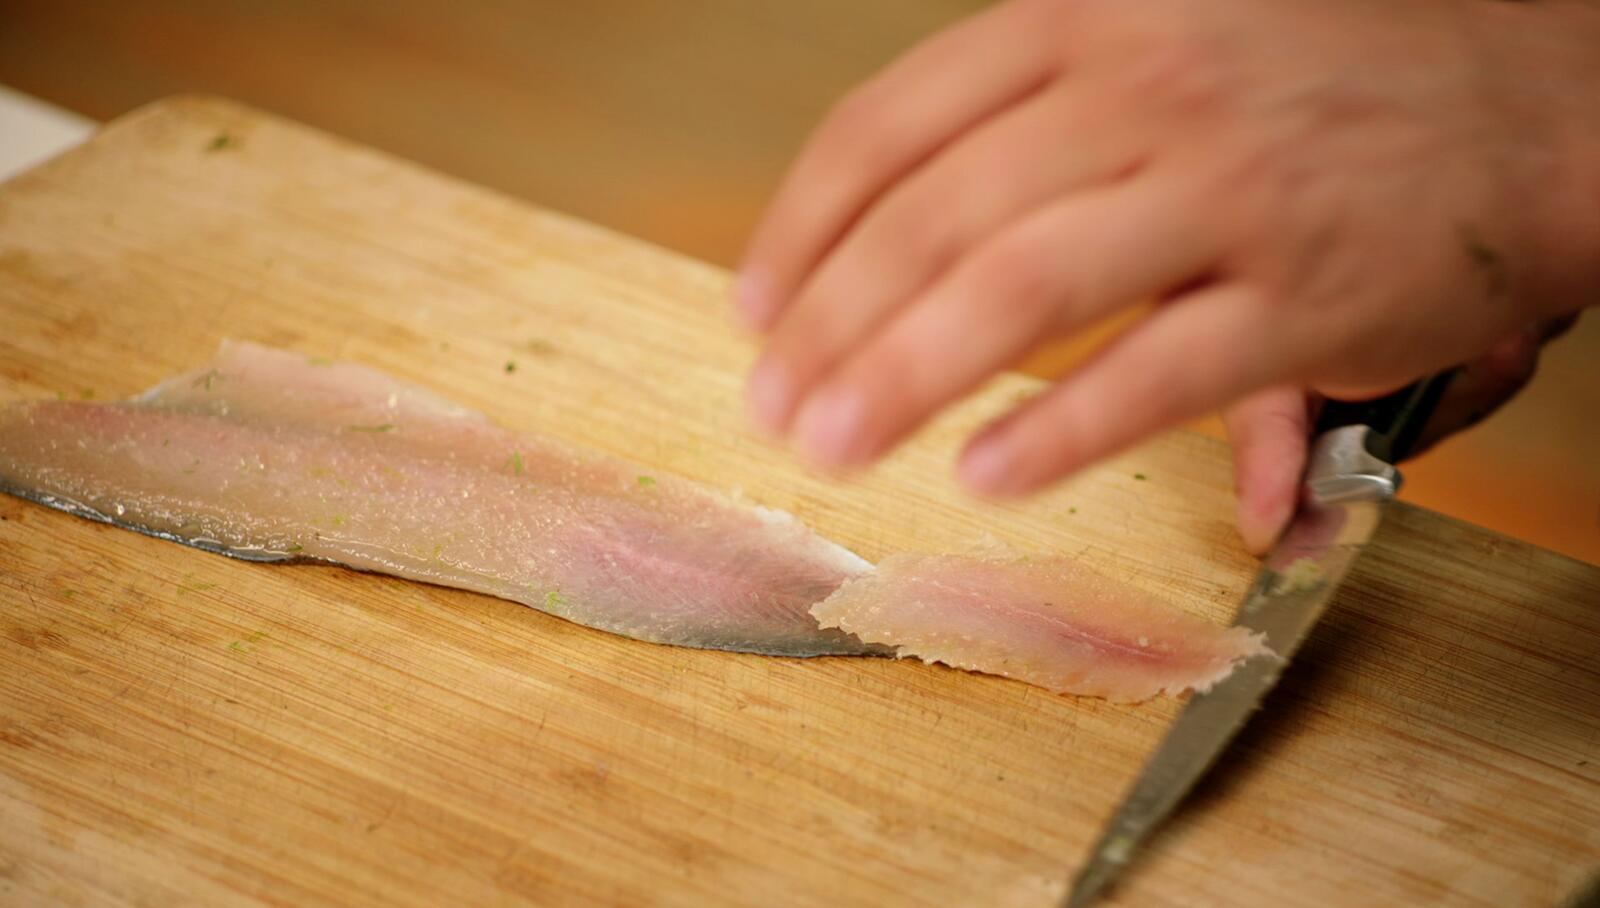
[810,552,1269,701]
[0,341,879,657]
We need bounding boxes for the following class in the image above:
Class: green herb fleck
[504,360,517,374]
[430,543,443,561]
[1068,507,1078,515]
[1133,472,1147,481]
[330,514,347,527]
[162,437,171,448]
[192,369,221,391]
[306,356,333,366]
[285,543,304,554]
[544,590,567,610]
[227,632,267,655]
[636,475,657,488]
[177,573,216,594]
[345,424,396,434]
[60,589,77,600]
[508,451,524,475]
[207,133,237,152]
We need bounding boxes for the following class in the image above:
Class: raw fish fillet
[810,552,1270,701]
[0,341,878,656]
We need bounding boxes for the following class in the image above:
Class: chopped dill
[228,641,250,653]
[504,360,517,374]
[508,451,524,475]
[636,475,657,488]
[207,132,237,151]
[429,543,443,561]
[192,369,221,391]
[1133,472,1147,481]
[285,543,304,554]
[330,514,347,527]
[60,589,76,600]
[544,590,567,610]
[346,424,396,433]
[1068,507,1078,515]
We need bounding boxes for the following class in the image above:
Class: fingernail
[734,267,774,331]
[745,357,794,436]
[959,432,1018,494]
[1237,507,1273,557]
[794,386,866,467]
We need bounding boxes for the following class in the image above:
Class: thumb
[1222,386,1313,557]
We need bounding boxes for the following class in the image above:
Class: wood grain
[0,97,1596,907]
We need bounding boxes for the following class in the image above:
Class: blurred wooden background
[1,0,1595,564]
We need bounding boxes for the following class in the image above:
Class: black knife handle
[1313,371,1458,464]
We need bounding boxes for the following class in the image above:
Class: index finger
[735,0,1061,329]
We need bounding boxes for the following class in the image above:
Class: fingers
[1222,386,1312,556]
[744,83,1148,437]
[1536,312,1579,343]
[1409,325,1540,455]
[783,177,1222,467]
[734,0,1059,330]
[958,282,1280,496]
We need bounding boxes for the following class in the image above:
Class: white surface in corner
[0,84,96,181]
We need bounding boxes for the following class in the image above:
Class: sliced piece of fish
[0,341,877,657]
[810,552,1269,701]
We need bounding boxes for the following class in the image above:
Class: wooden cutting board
[1,97,1595,908]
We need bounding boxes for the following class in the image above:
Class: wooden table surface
[1,97,1596,907]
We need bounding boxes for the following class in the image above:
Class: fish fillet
[0,341,878,656]
[810,552,1269,701]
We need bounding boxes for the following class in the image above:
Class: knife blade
[1062,373,1456,908]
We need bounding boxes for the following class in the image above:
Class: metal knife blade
[1061,373,1457,908]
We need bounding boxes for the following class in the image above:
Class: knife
[1062,371,1457,908]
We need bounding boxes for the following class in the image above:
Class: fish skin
[0,341,879,657]
[810,552,1270,701]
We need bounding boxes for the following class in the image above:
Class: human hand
[1226,315,1580,555]
[735,0,1600,507]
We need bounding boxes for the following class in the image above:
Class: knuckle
[873,199,955,269]
[1120,29,1234,114]
[818,86,904,162]
[966,238,1052,312]
[1482,335,1538,387]
[823,86,878,137]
